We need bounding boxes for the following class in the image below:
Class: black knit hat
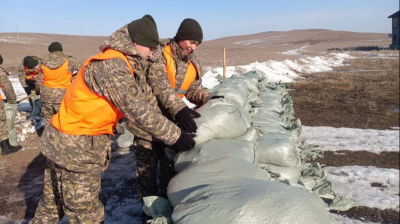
[128,15,159,49]
[175,18,203,44]
[23,56,33,66]
[27,58,38,69]
[0,54,3,64]
[48,42,63,52]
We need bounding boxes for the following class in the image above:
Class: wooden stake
[223,46,226,79]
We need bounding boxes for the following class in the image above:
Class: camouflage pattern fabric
[17,56,41,88]
[35,24,182,221]
[36,52,82,103]
[41,102,60,126]
[0,101,9,142]
[133,137,176,201]
[30,160,103,224]
[148,39,214,118]
[0,67,17,104]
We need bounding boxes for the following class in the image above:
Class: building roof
[388,11,399,18]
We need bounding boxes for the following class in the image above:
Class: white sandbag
[4,103,18,146]
[247,92,263,107]
[241,70,266,82]
[172,178,336,224]
[230,75,260,94]
[259,164,301,185]
[251,110,289,126]
[255,128,300,146]
[167,157,271,207]
[211,86,248,108]
[174,139,255,173]
[194,99,251,145]
[237,126,260,142]
[252,121,290,134]
[115,123,134,148]
[255,136,300,167]
[142,196,173,221]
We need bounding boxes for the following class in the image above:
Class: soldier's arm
[86,58,181,145]
[68,57,83,76]
[185,74,214,106]
[17,64,28,88]
[35,66,43,94]
[0,68,17,104]
[147,59,187,118]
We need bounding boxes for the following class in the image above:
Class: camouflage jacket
[17,56,42,88]
[0,66,17,104]
[40,25,181,172]
[36,52,82,103]
[148,39,214,118]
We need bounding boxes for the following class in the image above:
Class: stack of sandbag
[160,70,344,224]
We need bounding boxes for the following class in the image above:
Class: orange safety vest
[163,44,197,98]
[51,50,134,136]
[42,59,73,89]
[25,66,39,80]
[0,85,3,101]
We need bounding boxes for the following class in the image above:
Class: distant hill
[0,29,391,69]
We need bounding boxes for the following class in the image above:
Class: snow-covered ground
[3,52,399,224]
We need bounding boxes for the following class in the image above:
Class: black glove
[211,95,224,100]
[172,131,195,152]
[174,107,201,133]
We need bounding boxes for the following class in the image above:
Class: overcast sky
[0,0,398,40]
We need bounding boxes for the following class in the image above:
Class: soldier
[18,55,41,98]
[0,54,22,155]
[126,18,223,205]
[30,15,195,224]
[35,42,82,126]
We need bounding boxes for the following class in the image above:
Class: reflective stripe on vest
[42,59,73,89]
[51,50,134,136]
[25,66,39,80]
[163,44,197,98]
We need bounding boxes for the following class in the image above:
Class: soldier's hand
[174,107,201,133]
[171,131,195,152]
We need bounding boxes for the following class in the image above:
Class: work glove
[174,107,201,133]
[211,95,224,100]
[171,131,196,152]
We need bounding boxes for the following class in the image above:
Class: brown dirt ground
[0,30,398,223]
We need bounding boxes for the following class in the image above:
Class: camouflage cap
[23,56,33,66]
[128,15,159,49]
[0,54,3,64]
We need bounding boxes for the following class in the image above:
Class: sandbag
[252,110,289,126]
[241,70,266,82]
[255,135,300,167]
[172,179,336,224]
[4,103,18,146]
[259,164,301,185]
[210,86,248,108]
[174,139,255,173]
[237,126,260,142]
[230,75,260,94]
[167,157,271,207]
[143,196,173,223]
[115,123,134,148]
[194,99,251,145]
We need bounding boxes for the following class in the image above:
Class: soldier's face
[133,42,153,60]
[178,40,200,55]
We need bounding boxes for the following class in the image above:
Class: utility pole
[16,25,19,39]
[223,46,226,79]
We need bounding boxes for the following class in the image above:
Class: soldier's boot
[0,139,22,155]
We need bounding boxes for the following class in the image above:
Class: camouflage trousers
[30,160,104,224]
[133,137,176,201]
[0,101,9,142]
[41,102,60,126]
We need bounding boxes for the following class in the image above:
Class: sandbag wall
[167,70,338,224]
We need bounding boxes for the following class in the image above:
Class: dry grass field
[0,29,399,223]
